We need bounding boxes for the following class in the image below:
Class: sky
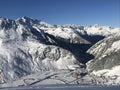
[0,0,120,27]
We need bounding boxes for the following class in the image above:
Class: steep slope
[0,16,120,85]
[0,17,84,82]
[34,23,120,63]
[17,17,93,64]
[86,34,120,85]
[87,34,120,71]
[83,24,120,44]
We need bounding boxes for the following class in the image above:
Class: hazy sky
[0,0,120,27]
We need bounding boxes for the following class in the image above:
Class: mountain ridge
[0,17,120,86]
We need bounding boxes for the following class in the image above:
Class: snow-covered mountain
[87,34,120,85]
[0,16,120,86]
[0,17,86,82]
[85,24,120,36]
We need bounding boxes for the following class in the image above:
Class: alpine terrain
[0,17,120,87]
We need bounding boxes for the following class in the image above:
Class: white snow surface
[0,69,87,87]
[87,35,120,85]
[87,34,120,59]
[91,65,120,85]
[0,17,120,86]
[92,65,120,76]
[85,24,120,36]
[0,17,81,82]
[110,40,120,52]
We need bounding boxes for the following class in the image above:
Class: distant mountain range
[0,17,120,86]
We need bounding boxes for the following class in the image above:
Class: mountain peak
[0,17,120,85]
[16,16,40,25]
[21,16,31,20]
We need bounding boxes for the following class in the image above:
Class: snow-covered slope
[0,16,120,85]
[87,34,120,71]
[85,24,120,36]
[86,34,120,85]
[39,25,89,44]
[0,17,84,82]
[1,69,89,87]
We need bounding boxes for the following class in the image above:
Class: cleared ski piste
[0,85,120,90]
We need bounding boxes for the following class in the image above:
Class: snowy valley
[0,17,120,88]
